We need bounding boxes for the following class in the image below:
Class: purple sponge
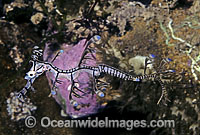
[43,39,103,118]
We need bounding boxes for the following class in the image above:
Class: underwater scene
[0,0,200,135]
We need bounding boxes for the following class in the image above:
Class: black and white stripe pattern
[17,87,29,101]
[132,73,157,81]
[31,46,43,61]
[97,64,132,80]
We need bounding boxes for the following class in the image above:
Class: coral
[160,17,200,81]
[3,0,28,14]
[99,18,159,71]
[9,45,24,69]
[189,0,200,13]
[6,92,37,121]
[33,1,43,12]
[44,0,54,13]
[0,20,36,72]
[30,12,44,25]
[106,2,155,35]
[105,1,169,35]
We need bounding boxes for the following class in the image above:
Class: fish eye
[27,71,36,77]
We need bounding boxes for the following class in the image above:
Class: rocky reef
[0,0,200,135]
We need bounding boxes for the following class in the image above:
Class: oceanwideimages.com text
[25,116,175,130]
